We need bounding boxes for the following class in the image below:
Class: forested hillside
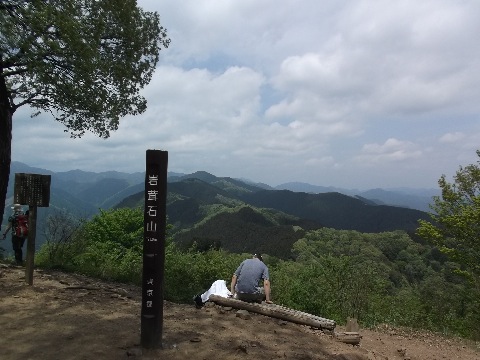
[116,175,430,257]
[239,190,428,232]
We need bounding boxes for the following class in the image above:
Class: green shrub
[164,244,245,303]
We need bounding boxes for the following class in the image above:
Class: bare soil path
[1,264,479,360]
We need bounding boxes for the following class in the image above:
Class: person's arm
[231,261,245,296]
[264,279,272,303]
[230,274,237,297]
[2,223,12,239]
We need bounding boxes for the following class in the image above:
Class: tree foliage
[273,227,480,338]
[39,209,84,266]
[417,150,480,278]
[36,207,145,282]
[0,0,169,223]
[1,0,169,135]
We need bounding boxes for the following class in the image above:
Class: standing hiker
[2,204,29,265]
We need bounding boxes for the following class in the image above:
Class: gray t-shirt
[234,258,269,294]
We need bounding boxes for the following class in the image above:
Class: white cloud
[439,132,466,144]
[8,0,480,189]
[356,138,423,164]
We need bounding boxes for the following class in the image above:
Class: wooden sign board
[13,173,51,285]
[14,173,51,207]
[141,150,168,349]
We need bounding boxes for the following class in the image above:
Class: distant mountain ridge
[6,162,437,212]
[2,162,435,259]
[276,182,438,212]
[275,182,358,196]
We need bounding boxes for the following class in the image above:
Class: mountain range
[1,162,436,258]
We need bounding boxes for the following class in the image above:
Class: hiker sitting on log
[193,253,273,308]
[231,253,272,304]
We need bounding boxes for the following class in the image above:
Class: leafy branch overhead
[0,0,169,224]
[1,0,170,138]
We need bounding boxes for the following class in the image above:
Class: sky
[11,0,480,190]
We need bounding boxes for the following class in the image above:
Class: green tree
[0,0,170,221]
[417,150,480,278]
[40,209,84,267]
[37,207,146,281]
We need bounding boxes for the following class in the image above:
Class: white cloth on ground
[200,280,232,303]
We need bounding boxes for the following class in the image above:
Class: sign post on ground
[14,173,51,285]
[141,150,168,349]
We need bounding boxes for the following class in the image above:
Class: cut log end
[334,331,362,345]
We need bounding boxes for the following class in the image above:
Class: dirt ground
[1,264,479,360]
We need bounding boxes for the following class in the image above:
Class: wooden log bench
[209,295,336,330]
[208,295,362,345]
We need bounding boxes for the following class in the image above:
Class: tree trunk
[0,63,13,226]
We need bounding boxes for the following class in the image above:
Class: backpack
[14,213,28,238]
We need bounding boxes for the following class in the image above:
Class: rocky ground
[0,264,479,360]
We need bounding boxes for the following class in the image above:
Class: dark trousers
[12,236,26,264]
[234,287,266,303]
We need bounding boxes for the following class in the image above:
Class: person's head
[11,204,23,212]
[253,253,263,262]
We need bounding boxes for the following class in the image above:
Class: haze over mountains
[1,162,436,258]
[5,162,438,213]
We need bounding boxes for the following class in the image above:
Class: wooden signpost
[13,173,51,285]
[141,150,168,349]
